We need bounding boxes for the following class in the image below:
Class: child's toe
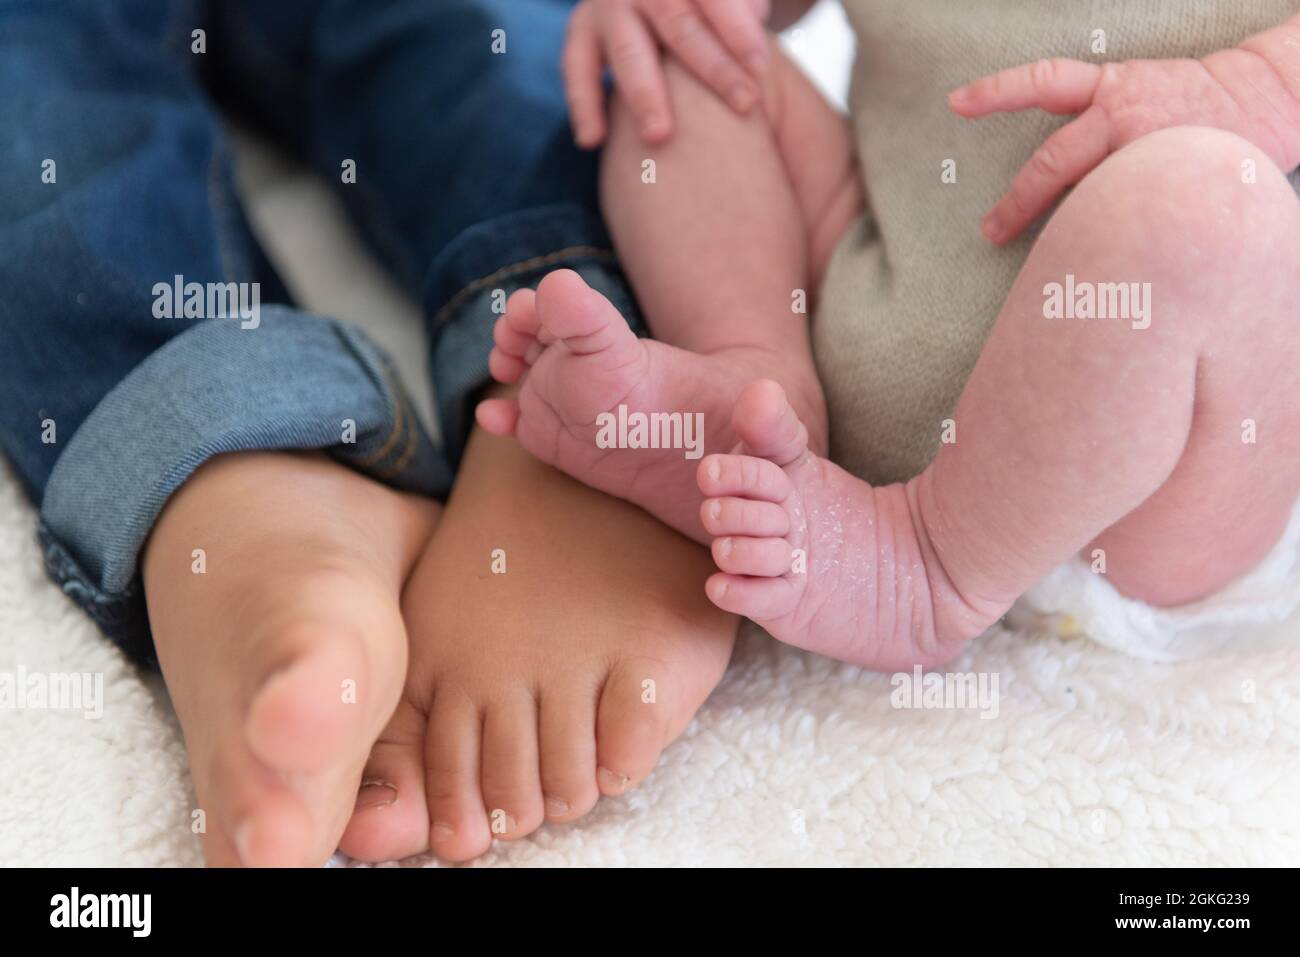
[231,793,316,868]
[478,692,546,841]
[423,689,493,862]
[594,659,673,796]
[537,687,600,822]
[201,742,316,867]
[338,700,429,863]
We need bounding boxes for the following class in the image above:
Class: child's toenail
[355,780,398,809]
[545,796,571,817]
[708,458,721,482]
[719,537,733,558]
[598,767,630,793]
[708,500,722,521]
[431,821,456,841]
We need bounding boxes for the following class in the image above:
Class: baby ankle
[901,477,1011,653]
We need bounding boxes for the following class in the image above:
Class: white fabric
[1015,500,1300,663]
[4,456,1300,867]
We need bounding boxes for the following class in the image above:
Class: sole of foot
[476,268,825,544]
[142,451,439,866]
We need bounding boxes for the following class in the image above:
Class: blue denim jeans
[0,0,643,664]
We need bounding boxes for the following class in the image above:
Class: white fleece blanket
[4,3,1299,867]
[3,449,1299,867]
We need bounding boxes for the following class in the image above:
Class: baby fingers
[981,106,1112,244]
[949,58,1103,117]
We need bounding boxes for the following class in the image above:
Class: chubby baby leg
[929,126,1300,611]
[695,126,1300,668]
[601,37,864,346]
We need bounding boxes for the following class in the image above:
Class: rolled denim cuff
[427,204,646,465]
[38,306,451,665]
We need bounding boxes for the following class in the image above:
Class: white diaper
[1010,498,1300,661]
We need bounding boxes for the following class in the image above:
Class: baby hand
[950,46,1300,244]
[564,0,771,148]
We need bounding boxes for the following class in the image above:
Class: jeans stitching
[386,392,420,474]
[431,244,617,329]
[350,372,409,472]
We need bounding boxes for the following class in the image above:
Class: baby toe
[700,496,790,537]
[493,311,537,358]
[488,347,527,384]
[711,536,795,577]
[504,287,540,335]
[705,573,803,621]
[732,379,809,467]
[697,453,793,503]
[474,397,521,437]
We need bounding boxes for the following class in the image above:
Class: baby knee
[1026,126,1298,353]
[1044,126,1297,308]
[1085,127,1294,236]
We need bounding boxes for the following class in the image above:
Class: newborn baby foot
[475,269,824,543]
[696,380,1007,669]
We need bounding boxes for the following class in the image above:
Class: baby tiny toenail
[719,537,733,557]
[598,767,630,793]
[355,779,398,809]
[708,459,721,482]
[708,500,722,521]
[545,796,571,817]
